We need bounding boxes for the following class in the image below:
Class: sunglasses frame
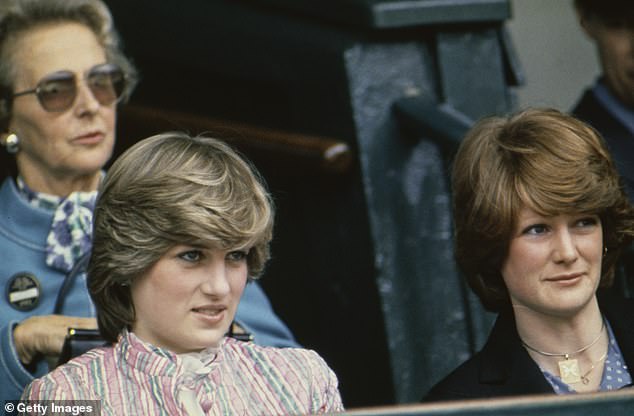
[12,63,127,112]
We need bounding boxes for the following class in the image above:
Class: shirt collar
[592,78,634,136]
[16,176,61,211]
[118,330,223,378]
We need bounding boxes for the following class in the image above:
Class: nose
[200,263,231,297]
[73,81,101,114]
[552,228,578,264]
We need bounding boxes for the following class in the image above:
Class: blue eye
[227,250,248,262]
[523,224,548,235]
[179,250,202,262]
[577,217,599,227]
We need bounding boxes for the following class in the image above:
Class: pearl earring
[2,133,20,154]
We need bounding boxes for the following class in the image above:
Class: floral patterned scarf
[17,176,98,273]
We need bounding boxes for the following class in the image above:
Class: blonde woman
[23,133,344,415]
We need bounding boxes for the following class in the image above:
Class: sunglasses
[12,63,127,112]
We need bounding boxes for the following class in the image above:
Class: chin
[193,331,226,349]
[173,339,221,354]
[545,300,595,318]
[72,155,111,174]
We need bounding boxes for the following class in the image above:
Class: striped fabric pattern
[22,331,344,415]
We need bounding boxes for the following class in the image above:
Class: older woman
[0,0,137,400]
[424,108,634,401]
[22,132,344,415]
[0,0,296,401]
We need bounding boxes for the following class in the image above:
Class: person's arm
[1,321,39,401]
[0,316,96,401]
[13,315,97,365]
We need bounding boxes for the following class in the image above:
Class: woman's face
[130,244,249,353]
[501,206,603,319]
[8,22,116,191]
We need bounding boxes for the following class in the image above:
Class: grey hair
[0,0,137,130]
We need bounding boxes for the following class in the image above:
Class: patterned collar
[118,330,222,378]
[16,175,99,273]
[16,176,61,211]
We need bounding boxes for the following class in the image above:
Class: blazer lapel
[478,310,554,396]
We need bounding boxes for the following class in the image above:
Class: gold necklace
[579,351,608,385]
[521,320,605,384]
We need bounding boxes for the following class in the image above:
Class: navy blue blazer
[422,291,634,402]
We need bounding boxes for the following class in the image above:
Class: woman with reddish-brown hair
[424,108,634,401]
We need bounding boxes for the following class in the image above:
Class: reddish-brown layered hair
[452,108,634,312]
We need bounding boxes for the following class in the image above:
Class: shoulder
[572,88,601,119]
[0,177,15,197]
[223,339,342,394]
[423,351,486,402]
[572,89,631,143]
[600,292,634,344]
[223,338,344,412]
[600,290,634,319]
[0,177,27,214]
[224,338,333,376]
[423,311,551,402]
[423,313,516,402]
[21,347,111,400]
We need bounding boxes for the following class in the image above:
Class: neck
[514,297,608,392]
[513,296,603,352]
[18,169,101,197]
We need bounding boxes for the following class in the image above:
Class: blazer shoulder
[422,311,552,402]
[422,352,486,402]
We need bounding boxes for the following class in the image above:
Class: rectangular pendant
[559,358,581,384]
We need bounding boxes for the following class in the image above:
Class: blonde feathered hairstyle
[88,132,274,342]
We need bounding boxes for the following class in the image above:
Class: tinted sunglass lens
[88,65,126,106]
[38,73,76,112]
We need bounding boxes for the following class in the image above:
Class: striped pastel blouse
[22,331,344,415]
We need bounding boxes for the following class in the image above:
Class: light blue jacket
[0,178,297,400]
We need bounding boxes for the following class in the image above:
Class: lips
[192,306,226,316]
[72,130,105,144]
[191,305,227,327]
[546,273,583,282]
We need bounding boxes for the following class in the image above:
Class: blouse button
[201,399,213,412]
[181,375,196,389]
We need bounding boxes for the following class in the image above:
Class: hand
[13,315,98,365]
